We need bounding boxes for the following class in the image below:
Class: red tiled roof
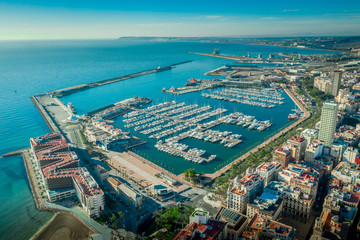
[33,132,103,198]
[173,220,226,240]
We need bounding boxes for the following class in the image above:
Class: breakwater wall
[51,60,192,97]
[30,96,60,132]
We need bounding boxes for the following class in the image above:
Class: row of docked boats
[154,140,216,164]
[226,88,284,101]
[149,124,188,139]
[221,89,285,104]
[201,92,276,108]
[222,112,272,131]
[186,129,242,148]
[122,101,273,163]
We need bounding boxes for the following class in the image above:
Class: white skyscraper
[319,101,338,147]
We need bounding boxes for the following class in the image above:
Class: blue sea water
[0,39,336,239]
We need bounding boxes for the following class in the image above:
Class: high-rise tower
[331,71,342,96]
[319,101,338,147]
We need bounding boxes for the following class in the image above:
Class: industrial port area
[4,40,360,240]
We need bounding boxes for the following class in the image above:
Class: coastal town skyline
[1,0,360,40]
[1,1,360,240]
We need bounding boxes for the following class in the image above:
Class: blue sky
[0,0,359,40]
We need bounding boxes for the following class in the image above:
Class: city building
[278,164,318,196]
[305,139,325,162]
[312,211,350,240]
[118,183,143,207]
[173,209,227,240]
[313,71,343,96]
[319,101,338,147]
[304,139,340,172]
[256,161,283,186]
[94,165,109,182]
[342,146,359,164]
[331,161,360,187]
[107,176,122,194]
[147,184,174,200]
[240,214,295,240]
[334,125,360,146]
[312,190,356,240]
[106,177,143,207]
[273,146,293,168]
[30,132,104,218]
[214,206,248,240]
[84,118,132,150]
[332,71,342,96]
[301,129,319,147]
[298,161,327,182]
[246,189,283,220]
[227,174,264,214]
[72,168,105,218]
[265,181,314,218]
[287,135,308,163]
[314,74,333,94]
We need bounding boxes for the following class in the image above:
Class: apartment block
[273,146,292,168]
[256,161,283,186]
[227,174,264,214]
[240,214,295,240]
[214,206,248,240]
[287,135,308,163]
[30,132,104,218]
[173,209,227,240]
[265,181,314,218]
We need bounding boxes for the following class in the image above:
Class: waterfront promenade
[21,149,49,211]
[107,150,190,191]
[204,85,311,179]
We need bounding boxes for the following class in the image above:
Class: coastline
[30,213,58,240]
[30,211,98,240]
[204,85,310,179]
[21,149,50,211]
[138,38,343,54]
[22,148,106,240]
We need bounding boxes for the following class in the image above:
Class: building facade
[30,132,104,218]
[319,101,338,147]
[227,174,264,214]
[332,71,342,96]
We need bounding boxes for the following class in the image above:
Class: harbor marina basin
[115,90,294,175]
[64,86,295,175]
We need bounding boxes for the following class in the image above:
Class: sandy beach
[31,212,96,240]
